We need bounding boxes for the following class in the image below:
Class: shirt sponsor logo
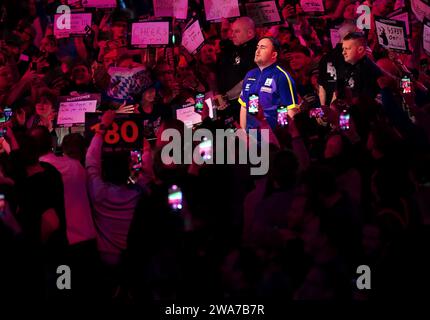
[260,86,272,93]
[327,62,337,80]
[264,78,273,86]
[245,83,251,91]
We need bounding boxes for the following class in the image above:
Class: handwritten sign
[182,20,205,54]
[57,94,100,127]
[85,113,144,151]
[424,19,430,56]
[58,101,97,127]
[131,21,170,47]
[82,0,117,8]
[153,0,188,20]
[245,1,282,26]
[54,13,92,39]
[203,0,240,21]
[411,0,430,22]
[388,8,410,36]
[375,17,409,52]
[300,0,325,13]
[176,106,202,127]
[330,29,341,48]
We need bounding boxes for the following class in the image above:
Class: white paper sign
[375,18,408,52]
[245,1,282,26]
[411,0,430,22]
[57,100,97,126]
[131,21,170,47]
[424,21,430,55]
[82,0,117,8]
[203,0,240,21]
[176,106,202,127]
[388,11,410,36]
[330,29,341,48]
[300,0,325,13]
[54,13,92,39]
[182,20,205,54]
[153,0,188,20]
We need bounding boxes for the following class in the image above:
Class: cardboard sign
[203,0,240,21]
[424,19,430,56]
[85,113,145,151]
[411,0,430,22]
[330,28,341,48]
[244,1,282,26]
[54,13,92,39]
[388,8,410,36]
[300,0,325,13]
[176,105,202,128]
[181,20,205,54]
[57,94,100,127]
[82,0,117,8]
[153,0,188,20]
[131,21,170,47]
[375,17,409,52]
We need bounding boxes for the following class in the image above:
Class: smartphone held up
[248,94,259,115]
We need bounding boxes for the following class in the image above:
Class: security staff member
[215,17,258,120]
[318,22,357,106]
[239,37,299,130]
[338,32,383,100]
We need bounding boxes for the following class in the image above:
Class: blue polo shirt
[238,63,299,130]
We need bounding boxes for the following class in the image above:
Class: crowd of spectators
[0,0,430,303]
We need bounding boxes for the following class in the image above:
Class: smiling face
[35,98,54,117]
[142,87,156,103]
[71,64,91,85]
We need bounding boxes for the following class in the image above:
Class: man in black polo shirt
[216,17,258,120]
[337,32,383,101]
[318,23,357,106]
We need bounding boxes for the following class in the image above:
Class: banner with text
[375,17,409,53]
[130,20,170,47]
[245,1,282,26]
[181,19,205,54]
[54,13,92,39]
[300,0,325,13]
[153,0,188,20]
[203,0,240,21]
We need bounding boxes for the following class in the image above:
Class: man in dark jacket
[216,17,258,120]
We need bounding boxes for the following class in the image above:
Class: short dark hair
[29,126,53,156]
[102,151,130,186]
[260,37,281,54]
[343,32,367,47]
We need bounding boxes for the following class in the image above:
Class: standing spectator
[85,110,151,269]
[216,17,258,120]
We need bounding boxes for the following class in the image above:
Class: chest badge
[264,78,273,86]
[235,56,241,65]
